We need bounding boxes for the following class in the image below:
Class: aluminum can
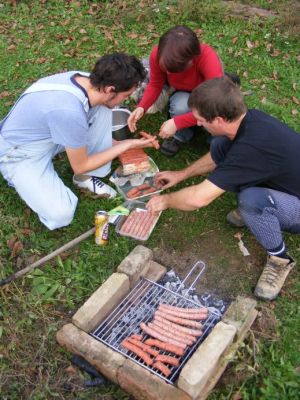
[95,211,109,245]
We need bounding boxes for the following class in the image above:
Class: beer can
[95,211,109,245]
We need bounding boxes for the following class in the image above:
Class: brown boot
[226,208,245,228]
[254,255,295,300]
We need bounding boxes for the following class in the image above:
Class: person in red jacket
[128,25,224,156]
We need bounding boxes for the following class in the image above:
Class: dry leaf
[291,109,298,115]
[127,32,138,39]
[8,44,16,51]
[260,96,267,104]
[7,235,18,250]
[11,241,23,258]
[292,83,297,91]
[234,232,243,240]
[79,28,87,34]
[246,39,254,49]
[292,96,299,105]
[232,37,238,44]
[0,91,10,99]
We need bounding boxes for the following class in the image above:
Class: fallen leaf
[246,39,254,49]
[234,232,243,240]
[65,365,78,375]
[7,235,18,250]
[0,91,10,99]
[11,241,23,258]
[291,109,298,115]
[8,44,16,51]
[271,49,281,57]
[292,83,297,91]
[232,37,238,44]
[260,96,267,104]
[127,32,138,39]
[292,96,299,105]
[79,28,87,34]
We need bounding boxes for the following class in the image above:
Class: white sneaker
[73,174,117,198]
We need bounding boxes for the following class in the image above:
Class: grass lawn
[0,1,299,399]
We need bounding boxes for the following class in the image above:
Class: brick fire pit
[56,245,257,400]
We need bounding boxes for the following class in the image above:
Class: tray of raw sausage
[116,201,161,241]
[110,158,163,201]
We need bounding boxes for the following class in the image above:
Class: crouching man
[147,77,300,301]
[0,53,156,230]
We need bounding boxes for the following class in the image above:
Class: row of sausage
[121,303,209,377]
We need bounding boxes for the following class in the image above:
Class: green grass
[0,1,299,399]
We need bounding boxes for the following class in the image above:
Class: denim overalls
[0,74,112,229]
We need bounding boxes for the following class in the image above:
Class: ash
[158,269,229,318]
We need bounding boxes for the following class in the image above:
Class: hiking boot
[254,255,295,300]
[160,137,183,157]
[226,208,245,227]
[73,174,117,198]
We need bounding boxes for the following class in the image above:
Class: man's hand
[126,137,159,150]
[146,195,169,213]
[159,118,177,139]
[154,170,186,190]
[128,107,144,132]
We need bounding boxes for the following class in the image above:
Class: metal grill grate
[91,262,221,384]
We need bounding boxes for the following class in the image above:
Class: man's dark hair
[188,77,247,122]
[90,53,146,93]
[157,25,200,73]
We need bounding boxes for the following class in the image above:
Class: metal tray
[111,157,163,202]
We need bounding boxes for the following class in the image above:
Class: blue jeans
[169,91,195,143]
[0,106,112,230]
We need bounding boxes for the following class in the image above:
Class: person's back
[1,71,89,147]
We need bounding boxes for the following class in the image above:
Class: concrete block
[72,273,129,332]
[117,245,153,288]
[222,295,257,334]
[142,260,167,282]
[118,359,191,400]
[56,323,125,384]
[178,322,236,399]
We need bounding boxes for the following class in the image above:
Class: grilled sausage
[155,354,180,367]
[140,322,186,349]
[130,334,143,341]
[153,361,172,377]
[148,322,194,346]
[159,303,209,314]
[155,310,203,329]
[154,315,202,337]
[121,340,153,366]
[158,304,208,320]
[144,339,184,356]
[151,319,196,344]
[127,337,159,357]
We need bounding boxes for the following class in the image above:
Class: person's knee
[169,92,190,116]
[238,187,273,215]
[40,201,77,230]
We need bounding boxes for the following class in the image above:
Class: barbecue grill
[91,261,221,384]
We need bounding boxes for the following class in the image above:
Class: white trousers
[0,106,112,230]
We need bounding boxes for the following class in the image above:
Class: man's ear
[103,86,115,94]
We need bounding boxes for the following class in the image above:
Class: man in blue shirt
[147,77,300,301]
[0,53,156,230]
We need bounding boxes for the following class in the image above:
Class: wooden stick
[0,227,95,286]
